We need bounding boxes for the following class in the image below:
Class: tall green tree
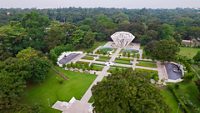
[44,21,66,51]
[159,24,174,40]
[16,47,51,83]
[21,11,50,51]
[144,40,180,61]
[92,69,170,113]
[0,70,25,110]
[0,22,27,60]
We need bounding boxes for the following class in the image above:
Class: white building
[111,31,135,48]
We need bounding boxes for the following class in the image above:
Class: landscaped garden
[135,68,159,81]
[96,47,114,55]
[120,49,139,58]
[91,63,105,71]
[21,67,96,113]
[96,56,110,62]
[108,66,129,73]
[82,55,95,60]
[115,57,132,64]
[136,60,157,68]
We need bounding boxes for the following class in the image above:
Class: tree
[0,22,27,60]
[0,70,25,110]
[71,29,85,48]
[21,11,50,51]
[159,24,174,40]
[144,40,180,61]
[193,51,200,63]
[16,47,51,83]
[44,21,66,51]
[92,69,170,113]
[82,31,95,48]
[50,44,74,63]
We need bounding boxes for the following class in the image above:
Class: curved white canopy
[111,31,135,48]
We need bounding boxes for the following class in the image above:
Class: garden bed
[96,56,110,62]
[115,58,132,64]
[136,60,157,68]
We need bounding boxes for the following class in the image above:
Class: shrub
[50,44,74,63]
[184,72,195,81]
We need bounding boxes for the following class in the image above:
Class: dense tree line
[0,8,200,112]
[0,47,51,112]
[92,69,170,113]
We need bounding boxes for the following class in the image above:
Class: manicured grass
[179,47,200,59]
[108,66,128,73]
[21,67,96,113]
[115,58,131,64]
[92,63,104,71]
[96,56,110,62]
[136,60,157,68]
[82,55,94,60]
[160,88,182,113]
[135,68,159,80]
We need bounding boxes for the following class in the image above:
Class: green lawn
[179,47,200,59]
[115,58,131,64]
[160,88,182,113]
[92,63,105,71]
[135,68,159,80]
[21,67,96,113]
[174,81,200,112]
[82,55,95,60]
[136,60,157,68]
[96,56,110,62]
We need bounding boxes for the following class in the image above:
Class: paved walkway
[109,48,121,62]
[80,48,122,103]
[157,61,168,82]
[93,46,102,54]
[81,66,110,103]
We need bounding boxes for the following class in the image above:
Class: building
[111,31,135,48]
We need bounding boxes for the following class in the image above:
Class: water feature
[165,63,183,80]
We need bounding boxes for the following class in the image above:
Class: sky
[0,0,200,9]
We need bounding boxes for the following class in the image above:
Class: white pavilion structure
[111,31,135,48]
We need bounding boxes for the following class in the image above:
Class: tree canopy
[92,69,170,113]
[144,40,180,61]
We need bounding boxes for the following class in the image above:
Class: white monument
[111,31,135,48]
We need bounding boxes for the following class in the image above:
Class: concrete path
[139,49,143,60]
[81,66,110,103]
[157,61,168,82]
[135,66,158,71]
[109,48,122,62]
[79,59,105,65]
[93,46,102,54]
[80,47,121,103]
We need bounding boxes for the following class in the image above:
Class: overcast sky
[0,0,200,9]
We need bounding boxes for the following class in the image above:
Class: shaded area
[165,63,182,80]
